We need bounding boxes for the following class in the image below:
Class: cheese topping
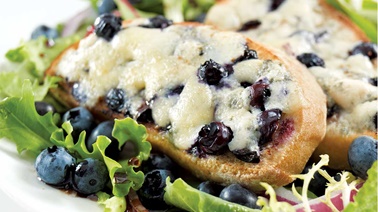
[56,23,296,151]
[205,0,378,134]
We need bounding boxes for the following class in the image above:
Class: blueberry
[135,102,154,123]
[296,164,328,196]
[348,136,378,179]
[71,82,87,103]
[97,0,117,15]
[141,15,173,29]
[35,101,56,116]
[197,122,233,155]
[106,88,129,112]
[137,169,175,210]
[31,25,59,40]
[219,184,261,209]
[233,46,259,63]
[62,107,95,141]
[238,20,261,32]
[296,53,325,68]
[327,104,340,118]
[166,85,184,97]
[142,153,177,173]
[369,77,377,86]
[72,158,109,195]
[258,108,282,145]
[270,0,286,11]
[197,59,229,86]
[249,77,271,111]
[232,148,260,163]
[197,181,224,196]
[86,120,122,159]
[35,146,76,187]
[94,13,122,41]
[349,42,377,60]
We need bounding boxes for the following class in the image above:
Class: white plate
[0,0,103,211]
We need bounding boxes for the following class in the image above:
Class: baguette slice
[205,0,378,170]
[46,18,326,191]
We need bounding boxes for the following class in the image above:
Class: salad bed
[0,0,377,211]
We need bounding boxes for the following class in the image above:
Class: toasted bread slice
[205,0,377,170]
[46,19,326,191]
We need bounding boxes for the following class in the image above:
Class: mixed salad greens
[0,0,377,211]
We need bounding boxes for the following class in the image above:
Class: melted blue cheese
[205,0,378,134]
[56,23,295,151]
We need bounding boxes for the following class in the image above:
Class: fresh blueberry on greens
[348,136,378,180]
[97,0,117,15]
[31,25,59,40]
[137,169,175,210]
[197,181,224,196]
[141,153,177,173]
[62,107,95,141]
[219,184,261,209]
[86,120,122,159]
[35,101,56,116]
[72,158,109,195]
[35,146,76,187]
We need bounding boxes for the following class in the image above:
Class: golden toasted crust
[46,22,326,191]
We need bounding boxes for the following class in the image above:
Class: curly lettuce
[0,80,151,212]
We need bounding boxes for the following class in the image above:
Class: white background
[0,1,104,211]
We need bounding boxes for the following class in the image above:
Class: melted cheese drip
[56,23,295,150]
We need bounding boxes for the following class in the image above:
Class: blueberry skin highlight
[348,136,377,179]
[72,158,109,195]
[35,146,76,186]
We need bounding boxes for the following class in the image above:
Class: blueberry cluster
[62,106,139,160]
[35,146,109,195]
[198,181,261,209]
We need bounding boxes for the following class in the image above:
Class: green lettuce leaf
[164,178,259,212]
[0,72,60,101]
[344,161,378,211]
[5,33,83,79]
[0,80,59,156]
[97,192,127,212]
